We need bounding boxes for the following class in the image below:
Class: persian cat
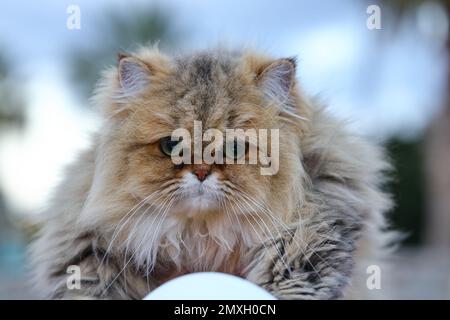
[30,47,392,299]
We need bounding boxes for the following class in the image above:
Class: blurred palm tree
[0,51,25,130]
[386,138,426,245]
[69,5,182,101]
[0,49,26,240]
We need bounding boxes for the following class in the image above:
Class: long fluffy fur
[29,47,392,299]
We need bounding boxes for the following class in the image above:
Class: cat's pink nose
[193,164,211,182]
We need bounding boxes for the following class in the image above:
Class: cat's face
[93,49,308,227]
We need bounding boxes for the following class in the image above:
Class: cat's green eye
[225,139,249,161]
[159,137,180,157]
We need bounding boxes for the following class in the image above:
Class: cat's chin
[170,195,221,218]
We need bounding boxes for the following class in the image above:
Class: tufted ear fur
[91,48,172,118]
[117,53,152,97]
[258,58,296,103]
[251,56,308,121]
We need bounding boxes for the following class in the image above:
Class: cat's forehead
[175,52,238,84]
[168,53,251,129]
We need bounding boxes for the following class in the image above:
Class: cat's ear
[257,58,296,103]
[117,53,152,96]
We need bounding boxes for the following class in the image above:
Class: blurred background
[0,0,449,299]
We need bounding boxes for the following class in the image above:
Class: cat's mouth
[169,172,222,217]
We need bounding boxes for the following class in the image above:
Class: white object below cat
[143,272,276,300]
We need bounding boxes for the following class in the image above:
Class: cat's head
[85,47,310,247]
